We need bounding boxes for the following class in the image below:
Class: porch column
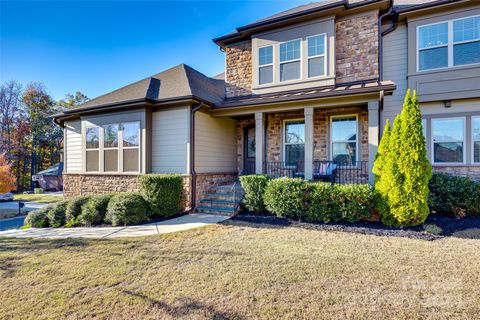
[255,112,265,174]
[304,107,314,180]
[368,101,379,185]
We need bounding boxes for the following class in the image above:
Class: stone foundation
[433,166,480,181]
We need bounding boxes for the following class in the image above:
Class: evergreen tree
[372,120,391,218]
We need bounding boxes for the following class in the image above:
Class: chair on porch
[313,161,337,183]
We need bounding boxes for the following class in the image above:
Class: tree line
[0,80,89,191]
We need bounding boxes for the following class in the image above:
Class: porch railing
[262,160,369,184]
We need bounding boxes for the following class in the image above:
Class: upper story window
[279,39,301,82]
[418,15,480,71]
[307,34,326,78]
[258,45,273,85]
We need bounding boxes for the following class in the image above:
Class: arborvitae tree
[372,120,391,217]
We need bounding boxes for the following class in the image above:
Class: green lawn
[13,193,63,203]
[1,221,479,319]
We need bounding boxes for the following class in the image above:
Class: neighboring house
[54,0,480,211]
[32,162,63,191]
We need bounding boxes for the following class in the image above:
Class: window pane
[259,46,273,66]
[123,148,139,172]
[280,61,300,81]
[104,124,118,148]
[434,142,463,163]
[433,118,464,142]
[454,41,480,66]
[86,150,99,172]
[259,65,273,85]
[308,56,325,77]
[285,144,304,166]
[419,47,448,70]
[280,40,300,62]
[332,142,357,164]
[308,35,325,57]
[474,141,480,163]
[421,119,427,139]
[86,127,99,149]
[123,122,139,147]
[453,16,480,42]
[419,22,448,48]
[332,116,357,141]
[104,149,118,172]
[474,118,480,141]
[285,121,305,144]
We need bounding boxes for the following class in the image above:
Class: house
[53,0,480,213]
[32,162,63,191]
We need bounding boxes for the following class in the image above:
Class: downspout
[189,102,204,212]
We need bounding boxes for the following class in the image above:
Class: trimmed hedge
[429,172,480,218]
[25,207,51,228]
[105,193,149,226]
[78,194,113,226]
[65,196,90,225]
[47,201,68,227]
[139,174,183,217]
[240,175,269,212]
[264,178,312,219]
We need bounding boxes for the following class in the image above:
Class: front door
[244,126,256,174]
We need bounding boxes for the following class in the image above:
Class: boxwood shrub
[78,194,113,226]
[65,196,90,225]
[139,174,183,217]
[25,207,51,228]
[429,172,480,218]
[105,193,149,226]
[240,175,269,212]
[264,177,312,219]
[47,201,68,228]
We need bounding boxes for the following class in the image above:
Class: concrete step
[206,192,242,201]
[199,199,237,208]
[196,206,237,216]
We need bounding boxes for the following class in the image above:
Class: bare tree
[0,81,23,153]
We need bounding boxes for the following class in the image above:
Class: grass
[1,221,480,319]
[13,193,63,203]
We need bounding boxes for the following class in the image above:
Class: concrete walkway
[0,213,229,239]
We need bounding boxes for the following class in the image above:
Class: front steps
[196,183,244,216]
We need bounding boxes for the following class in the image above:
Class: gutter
[188,102,204,212]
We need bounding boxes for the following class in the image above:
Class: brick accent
[225,41,252,98]
[433,166,480,181]
[335,10,379,84]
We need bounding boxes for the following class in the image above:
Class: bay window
[307,34,326,78]
[122,122,140,172]
[418,15,480,71]
[104,124,119,172]
[284,119,305,166]
[473,117,480,163]
[432,117,465,163]
[86,127,100,172]
[279,39,301,82]
[331,115,358,165]
[258,45,273,85]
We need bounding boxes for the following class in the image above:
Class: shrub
[78,194,113,226]
[65,196,90,226]
[139,174,183,217]
[264,177,311,219]
[34,188,44,194]
[105,193,149,226]
[47,201,68,227]
[240,175,269,212]
[429,172,480,218]
[25,207,51,228]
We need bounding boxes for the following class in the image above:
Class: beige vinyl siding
[152,107,189,174]
[382,23,408,129]
[64,120,82,173]
[195,111,236,173]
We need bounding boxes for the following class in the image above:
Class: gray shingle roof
[75,64,225,110]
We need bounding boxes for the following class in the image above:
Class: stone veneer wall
[433,166,480,181]
[335,10,379,84]
[225,41,252,98]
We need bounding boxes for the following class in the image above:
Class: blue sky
[0,0,312,101]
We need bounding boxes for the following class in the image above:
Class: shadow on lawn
[0,237,91,252]
[122,290,245,320]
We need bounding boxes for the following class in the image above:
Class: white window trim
[306,33,327,79]
[282,118,305,166]
[103,123,119,173]
[472,116,480,164]
[416,14,480,72]
[85,125,100,173]
[121,121,141,173]
[431,117,466,165]
[279,38,302,83]
[258,44,274,86]
[329,114,359,165]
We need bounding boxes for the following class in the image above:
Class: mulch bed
[225,212,480,241]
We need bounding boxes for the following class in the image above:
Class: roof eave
[395,0,467,15]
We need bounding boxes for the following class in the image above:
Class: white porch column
[368,101,380,185]
[255,112,265,174]
[304,107,314,180]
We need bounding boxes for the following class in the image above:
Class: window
[284,120,305,166]
[279,39,301,82]
[331,115,357,165]
[473,117,480,163]
[417,15,480,71]
[432,118,465,163]
[85,127,100,172]
[104,124,119,172]
[307,34,326,78]
[122,122,140,172]
[258,45,273,85]
[421,118,427,139]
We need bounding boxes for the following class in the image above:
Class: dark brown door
[244,126,256,175]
